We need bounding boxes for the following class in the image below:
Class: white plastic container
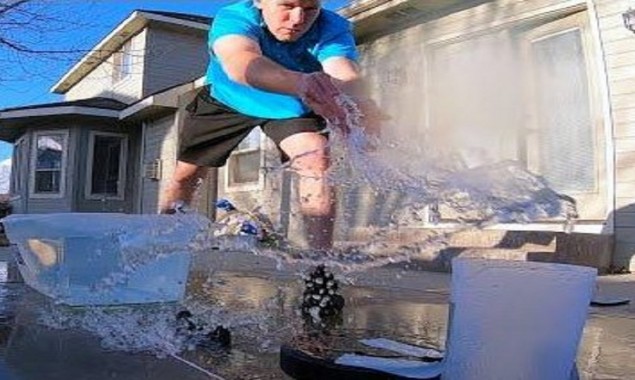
[2,213,210,306]
[443,258,596,380]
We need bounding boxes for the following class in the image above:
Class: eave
[50,11,209,95]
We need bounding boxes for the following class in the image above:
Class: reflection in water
[0,266,450,379]
[0,264,633,379]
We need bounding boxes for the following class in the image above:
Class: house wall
[140,113,179,214]
[339,0,632,270]
[7,118,140,215]
[340,0,602,228]
[64,30,147,104]
[142,26,208,98]
[594,0,635,270]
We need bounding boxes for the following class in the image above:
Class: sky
[0,0,350,161]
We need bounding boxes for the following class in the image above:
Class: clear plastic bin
[2,213,210,306]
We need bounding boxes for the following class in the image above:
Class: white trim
[425,0,587,46]
[586,0,616,234]
[0,106,120,120]
[84,131,128,201]
[141,12,209,31]
[194,76,206,88]
[120,97,154,120]
[29,130,70,199]
[119,81,196,120]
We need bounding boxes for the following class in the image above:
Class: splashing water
[244,93,577,270]
[29,86,578,363]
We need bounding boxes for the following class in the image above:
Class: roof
[51,9,211,94]
[1,98,128,113]
[137,10,212,25]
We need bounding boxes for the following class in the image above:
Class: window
[30,131,68,198]
[86,132,128,199]
[426,11,606,220]
[226,128,262,188]
[113,40,133,83]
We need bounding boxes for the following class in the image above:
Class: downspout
[136,121,147,214]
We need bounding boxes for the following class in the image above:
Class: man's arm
[321,56,361,92]
[213,34,355,124]
[213,35,304,95]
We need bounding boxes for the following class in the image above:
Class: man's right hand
[297,72,351,133]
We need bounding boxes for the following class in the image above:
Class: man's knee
[280,132,329,170]
[172,161,208,185]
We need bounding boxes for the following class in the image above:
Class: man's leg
[279,132,333,250]
[160,160,209,214]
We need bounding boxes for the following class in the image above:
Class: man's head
[255,0,321,42]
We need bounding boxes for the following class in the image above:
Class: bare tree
[0,0,103,84]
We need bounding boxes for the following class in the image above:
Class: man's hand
[297,72,351,131]
[297,72,388,138]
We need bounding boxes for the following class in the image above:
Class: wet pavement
[0,247,633,379]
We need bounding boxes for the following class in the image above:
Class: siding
[595,0,635,270]
[140,113,178,214]
[142,26,208,97]
[64,30,147,103]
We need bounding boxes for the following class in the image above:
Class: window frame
[224,128,265,191]
[520,12,607,220]
[113,39,133,84]
[85,131,128,200]
[29,130,69,199]
[10,135,27,197]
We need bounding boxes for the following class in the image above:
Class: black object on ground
[176,309,232,349]
[280,343,441,380]
[301,265,345,328]
[590,297,631,307]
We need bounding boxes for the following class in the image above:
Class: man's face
[256,0,321,42]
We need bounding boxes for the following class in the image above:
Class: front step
[344,228,557,252]
[339,228,612,273]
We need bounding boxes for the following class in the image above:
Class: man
[161,0,364,251]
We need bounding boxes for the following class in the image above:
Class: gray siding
[140,113,178,214]
[143,26,208,97]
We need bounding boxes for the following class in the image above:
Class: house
[0,0,634,272]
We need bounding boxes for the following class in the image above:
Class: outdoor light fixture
[623,8,635,33]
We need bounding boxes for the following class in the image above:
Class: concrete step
[343,228,558,252]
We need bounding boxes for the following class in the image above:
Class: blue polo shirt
[206,0,358,119]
